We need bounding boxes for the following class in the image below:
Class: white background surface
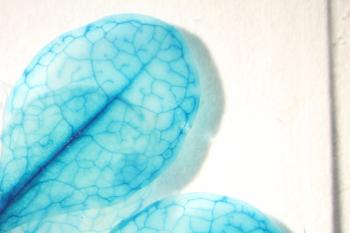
[0,1,342,232]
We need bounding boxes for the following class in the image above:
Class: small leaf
[0,14,200,231]
[111,193,284,233]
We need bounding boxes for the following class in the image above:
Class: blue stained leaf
[0,14,200,231]
[111,193,283,233]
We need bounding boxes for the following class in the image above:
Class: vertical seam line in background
[325,0,342,232]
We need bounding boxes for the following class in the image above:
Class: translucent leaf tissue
[0,14,283,233]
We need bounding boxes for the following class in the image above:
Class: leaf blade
[0,14,200,231]
[111,193,284,233]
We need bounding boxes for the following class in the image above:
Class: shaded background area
[329,0,350,232]
[0,1,342,232]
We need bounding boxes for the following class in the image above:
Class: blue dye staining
[0,14,285,233]
[111,193,283,233]
[0,14,200,232]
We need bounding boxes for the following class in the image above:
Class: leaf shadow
[148,29,225,198]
